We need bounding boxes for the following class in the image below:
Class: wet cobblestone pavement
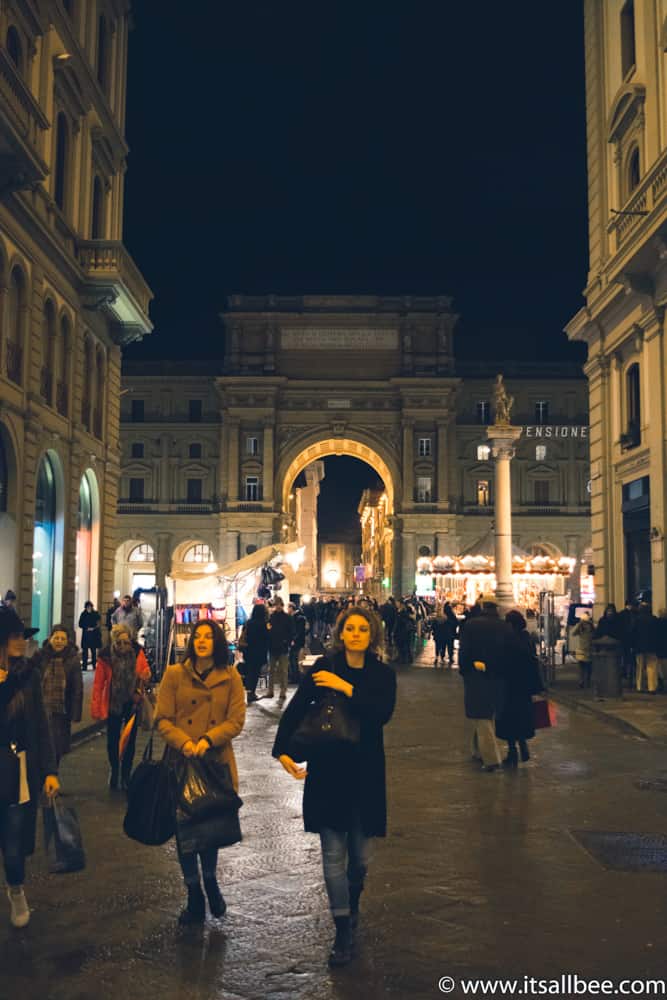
[3,660,667,999]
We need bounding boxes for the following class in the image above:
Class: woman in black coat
[78,601,102,670]
[495,610,544,767]
[273,606,396,968]
[240,603,270,704]
[0,608,59,928]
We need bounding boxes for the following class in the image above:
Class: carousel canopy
[419,531,575,577]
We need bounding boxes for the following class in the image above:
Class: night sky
[122,1,589,366]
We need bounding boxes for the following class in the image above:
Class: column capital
[486,424,521,460]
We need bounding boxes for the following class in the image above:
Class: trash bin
[591,636,624,698]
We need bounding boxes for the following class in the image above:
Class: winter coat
[91,645,151,720]
[571,619,594,662]
[272,651,396,837]
[32,643,83,723]
[495,631,544,741]
[267,610,294,656]
[458,609,513,719]
[632,609,659,654]
[292,612,307,649]
[595,613,625,644]
[242,617,270,669]
[155,658,246,792]
[0,658,57,856]
[78,609,102,648]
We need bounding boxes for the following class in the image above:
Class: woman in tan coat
[155,620,245,925]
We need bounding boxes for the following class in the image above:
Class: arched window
[129,543,155,562]
[56,316,70,417]
[41,301,56,404]
[183,543,214,564]
[621,0,636,79]
[32,454,57,637]
[54,113,69,212]
[74,471,100,621]
[625,363,641,446]
[627,147,640,197]
[97,15,108,91]
[91,175,104,238]
[6,26,23,75]
[6,267,24,385]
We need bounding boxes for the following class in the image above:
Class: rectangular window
[534,480,550,504]
[129,477,144,502]
[246,436,259,456]
[416,476,432,502]
[188,399,202,422]
[476,401,490,424]
[477,444,490,461]
[535,445,546,462]
[417,437,431,457]
[186,478,203,503]
[535,401,549,424]
[621,0,636,78]
[477,480,490,506]
[131,399,144,422]
[131,442,144,459]
[245,476,259,501]
[189,442,202,459]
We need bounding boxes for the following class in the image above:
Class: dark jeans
[107,699,138,778]
[243,658,265,695]
[0,804,26,886]
[319,816,369,916]
[81,644,98,670]
[177,845,219,886]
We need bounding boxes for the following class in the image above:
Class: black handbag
[175,806,242,854]
[175,754,243,822]
[289,684,361,763]
[123,735,175,846]
[0,743,20,807]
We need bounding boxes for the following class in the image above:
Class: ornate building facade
[0,1,152,635]
[118,297,590,601]
[567,0,667,612]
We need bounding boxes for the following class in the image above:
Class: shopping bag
[123,736,175,846]
[138,688,156,732]
[175,805,242,854]
[533,698,555,730]
[175,754,242,821]
[43,798,86,874]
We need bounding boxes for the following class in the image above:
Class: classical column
[262,418,274,504]
[226,417,239,502]
[487,424,522,607]
[389,516,401,597]
[225,529,239,564]
[401,530,416,596]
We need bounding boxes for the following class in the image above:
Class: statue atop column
[493,374,514,426]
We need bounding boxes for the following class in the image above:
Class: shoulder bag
[289,664,361,763]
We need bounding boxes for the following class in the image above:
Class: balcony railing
[78,241,152,320]
[40,366,52,404]
[56,381,68,418]
[0,49,49,188]
[608,146,667,252]
[117,501,214,515]
[5,342,22,384]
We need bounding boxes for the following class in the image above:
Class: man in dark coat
[458,594,513,771]
[267,597,295,703]
[633,602,659,693]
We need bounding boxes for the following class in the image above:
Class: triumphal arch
[217,295,460,594]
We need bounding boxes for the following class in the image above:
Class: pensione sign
[521,426,588,438]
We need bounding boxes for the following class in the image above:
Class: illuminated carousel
[416,529,575,609]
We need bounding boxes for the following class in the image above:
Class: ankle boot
[328,915,352,966]
[203,877,226,918]
[349,884,363,932]
[178,884,206,925]
[503,746,518,768]
[519,740,530,762]
[7,886,30,928]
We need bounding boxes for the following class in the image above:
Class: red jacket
[91,646,151,720]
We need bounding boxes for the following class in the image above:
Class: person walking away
[32,625,82,766]
[458,593,512,772]
[241,603,269,704]
[633,602,659,694]
[616,600,639,686]
[0,607,59,927]
[91,624,151,790]
[496,611,544,766]
[431,611,448,667]
[78,601,102,671]
[111,595,143,638]
[266,597,294,704]
[571,613,594,689]
[443,602,458,665]
[272,606,396,967]
[289,604,307,683]
[155,620,245,924]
